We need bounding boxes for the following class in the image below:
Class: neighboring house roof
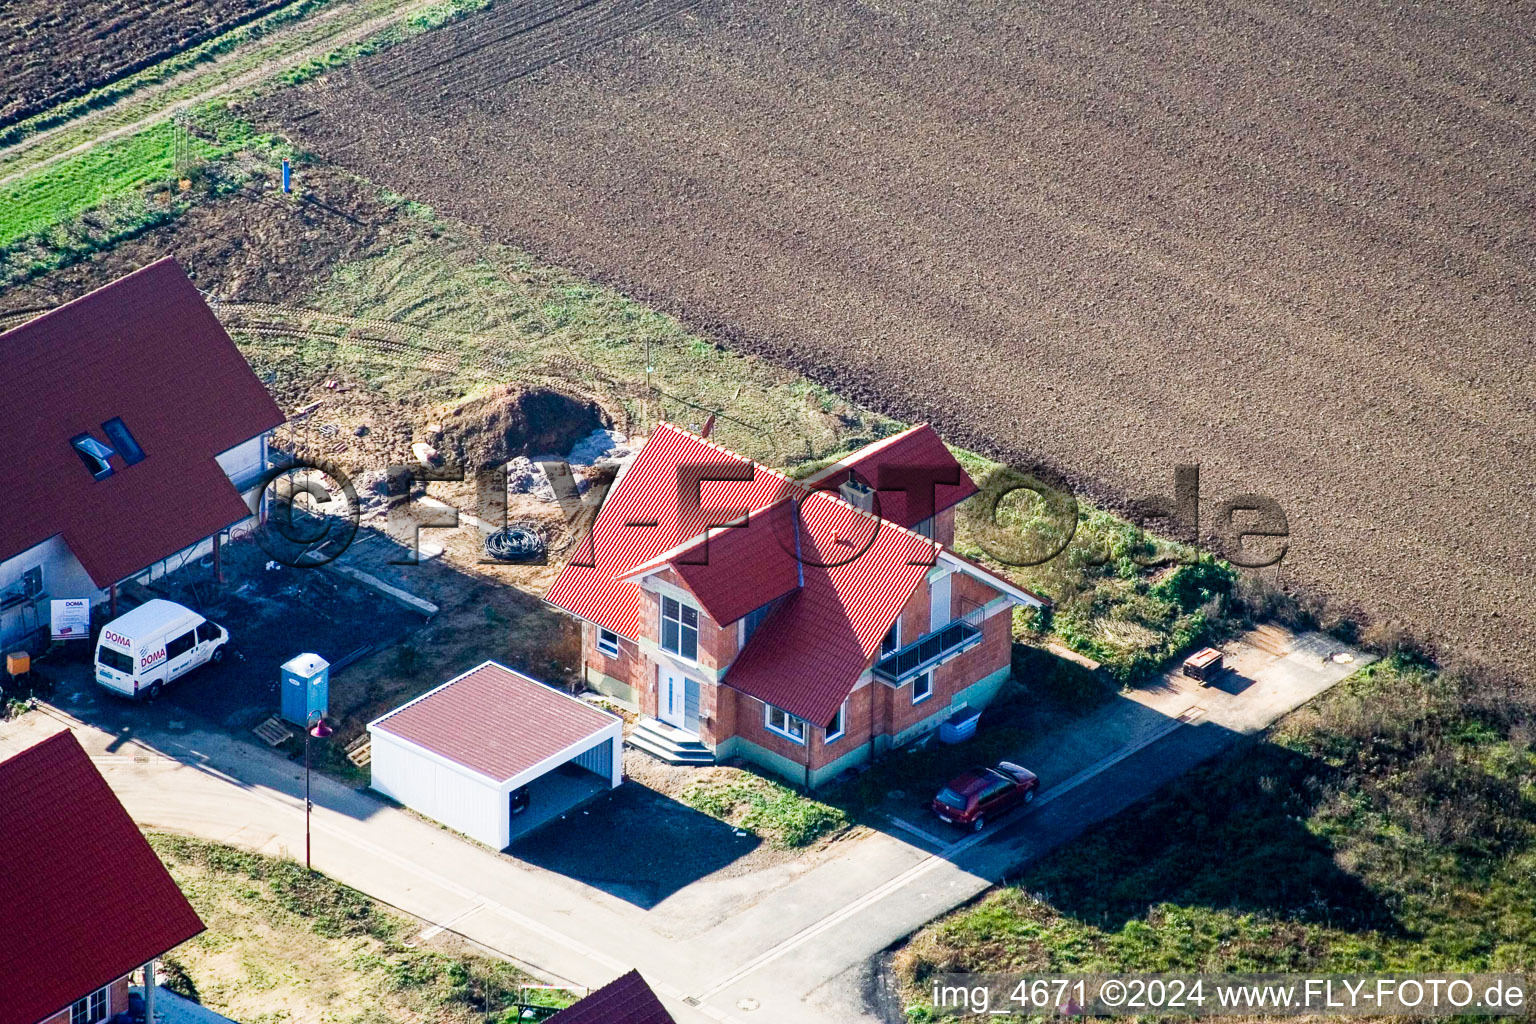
[0,731,204,1024]
[368,661,620,783]
[547,421,1042,726]
[545,424,790,638]
[0,258,284,586]
[802,423,979,528]
[547,970,677,1024]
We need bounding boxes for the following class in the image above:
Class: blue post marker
[282,159,292,193]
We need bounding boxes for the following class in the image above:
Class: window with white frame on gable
[71,987,108,1024]
[597,629,621,658]
[661,595,699,661]
[824,701,846,743]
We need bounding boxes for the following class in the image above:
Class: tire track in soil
[272,0,1536,677]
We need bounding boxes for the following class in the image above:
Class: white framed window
[660,595,699,661]
[764,704,806,744]
[880,619,901,658]
[914,516,935,539]
[597,629,621,658]
[72,987,108,1024]
[824,701,846,743]
[911,671,933,705]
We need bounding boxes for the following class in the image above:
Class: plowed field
[1,0,295,127]
[275,0,1536,673]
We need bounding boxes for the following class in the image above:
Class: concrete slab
[505,764,610,845]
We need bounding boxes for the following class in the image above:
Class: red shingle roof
[545,424,791,638]
[723,490,936,724]
[624,495,803,627]
[547,970,676,1024]
[548,423,1012,725]
[369,662,620,782]
[0,258,284,586]
[802,423,979,528]
[0,731,204,1024]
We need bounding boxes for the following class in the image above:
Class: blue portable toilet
[281,653,329,726]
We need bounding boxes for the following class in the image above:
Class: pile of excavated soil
[277,0,1536,678]
[435,385,607,472]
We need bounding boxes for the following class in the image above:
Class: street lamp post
[304,712,332,870]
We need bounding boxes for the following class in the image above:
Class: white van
[94,599,229,700]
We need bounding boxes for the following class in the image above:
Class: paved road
[0,629,1368,1023]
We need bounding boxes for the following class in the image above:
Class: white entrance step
[627,717,714,766]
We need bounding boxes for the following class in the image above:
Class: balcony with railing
[872,602,985,683]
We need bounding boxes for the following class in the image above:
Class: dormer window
[70,434,116,480]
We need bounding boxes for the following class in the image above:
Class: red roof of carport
[370,662,620,782]
[0,731,205,1024]
[0,258,285,586]
[547,970,677,1024]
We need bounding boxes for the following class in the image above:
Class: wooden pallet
[253,716,296,747]
[345,734,372,767]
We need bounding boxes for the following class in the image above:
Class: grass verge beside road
[149,832,574,1022]
[681,772,849,849]
[893,656,1536,1018]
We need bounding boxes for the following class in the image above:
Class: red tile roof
[0,731,204,1024]
[369,662,620,782]
[0,258,284,586]
[623,495,803,627]
[547,970,676,1024]
[545,424,792,638]
[802,423,979,528]
[723,490,936,724]
[546,422,1028,725]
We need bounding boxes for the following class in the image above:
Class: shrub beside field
[948,453,1238,685]
[893,655,1536,1018]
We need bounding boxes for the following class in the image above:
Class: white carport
[367,661,622,849]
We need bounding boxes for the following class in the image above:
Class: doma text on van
[94,599,229,700]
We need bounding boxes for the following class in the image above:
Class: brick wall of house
[934,505,956,547]
[719,680,877,777]
[581,620,643,704]
[38,974,132,1024]
[875,566,1014,742]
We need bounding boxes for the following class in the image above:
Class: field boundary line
[0,0,463,190]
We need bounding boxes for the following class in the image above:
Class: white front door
[660,669,687,729]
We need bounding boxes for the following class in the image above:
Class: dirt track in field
[276,0,1536,672]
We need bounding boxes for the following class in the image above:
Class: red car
[932,762,1039,831]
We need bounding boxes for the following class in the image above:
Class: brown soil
[0,161,398,316]
[437,385,608,470]
[273,0,1536,676]
[0,0,296,128]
